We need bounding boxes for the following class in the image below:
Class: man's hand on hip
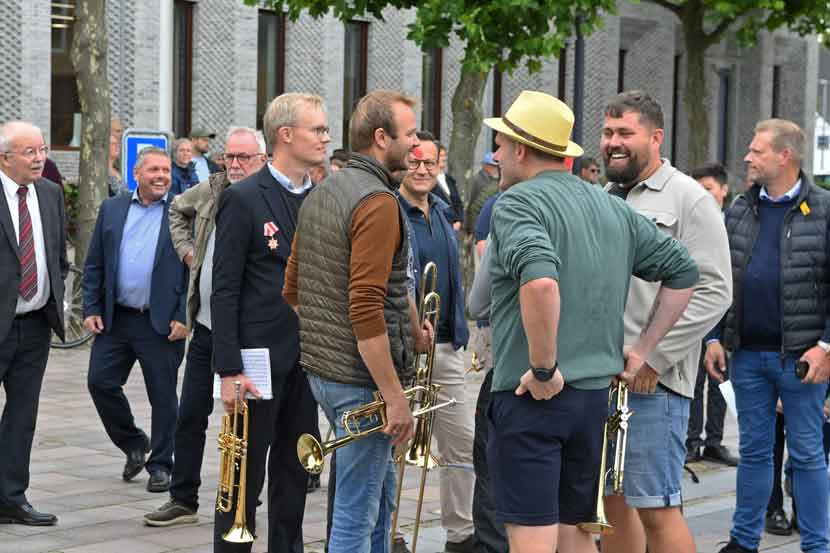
[630,362,660,394]
[800,346,830,384]
[220,375,262,415]
[515,369,564,400]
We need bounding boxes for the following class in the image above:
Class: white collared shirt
[760,179,802,203]
[267,162,313,194]
[1,170,50,314]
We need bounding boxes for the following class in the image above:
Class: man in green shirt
[483,90,699,553]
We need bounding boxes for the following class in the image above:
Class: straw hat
[484,90,583,158]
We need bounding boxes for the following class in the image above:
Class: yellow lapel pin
[800,201,810,216]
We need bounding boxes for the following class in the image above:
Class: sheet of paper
[213,348,273,400]
[719,380,737,420]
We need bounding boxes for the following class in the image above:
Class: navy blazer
[82,191,187,336]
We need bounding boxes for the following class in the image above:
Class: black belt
[14,308,44,320]
[116,304,149,315]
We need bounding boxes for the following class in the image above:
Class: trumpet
[296,384,455,476]
[216,381,254,543]
[579,381,632,535]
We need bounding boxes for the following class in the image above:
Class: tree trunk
[70,0,110,267]
[445,68,488,295]
[681,15,710,170]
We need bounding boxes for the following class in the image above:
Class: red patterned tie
[17,185,37,301]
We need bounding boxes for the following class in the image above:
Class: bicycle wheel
[51,264,94,349]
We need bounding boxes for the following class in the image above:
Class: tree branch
[648,0,682,17]
[703,16,738,47]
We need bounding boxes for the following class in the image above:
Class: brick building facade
[2,0,819,188]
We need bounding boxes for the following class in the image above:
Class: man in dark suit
[0,121,67,526]
[82,147,188,494]
[210,93,327,553]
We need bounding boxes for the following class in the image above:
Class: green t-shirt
[489,170,699,393]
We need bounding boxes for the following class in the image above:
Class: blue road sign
[121,130,170,191]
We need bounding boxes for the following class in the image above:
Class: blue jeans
[730,350,829,553]
[306,373,396,553]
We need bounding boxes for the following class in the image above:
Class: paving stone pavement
[0,344,812,553]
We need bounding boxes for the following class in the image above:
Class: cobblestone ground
[0,344,810,553]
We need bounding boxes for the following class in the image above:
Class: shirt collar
[130,188,168,206]
[759,179,801,203]
[268,162,312,194]
[0,169,30,192]
[397,191,436,215]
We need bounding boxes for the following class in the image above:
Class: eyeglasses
[4,146,49,160]
[408,159,438,172]
[292,126,330,137]
[221,153,263,164]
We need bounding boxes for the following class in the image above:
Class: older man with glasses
[144,126,267,528]
[396,130,475,552]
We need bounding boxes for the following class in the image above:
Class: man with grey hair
[0,121,67,526]
[710,119,830,553]
[211,94,328,553]
[82,147,188,494]
[143,127,267,528]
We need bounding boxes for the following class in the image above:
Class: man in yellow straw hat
[483,90,700,553]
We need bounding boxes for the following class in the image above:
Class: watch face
[533,367,553,382]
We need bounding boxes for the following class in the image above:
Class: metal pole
[572,14,585,176]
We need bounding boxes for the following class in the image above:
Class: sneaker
[392,536,412,553]
[717,539,758,553]
[143,500,199,527]
[445,535,475,553]
[764,508,792,536]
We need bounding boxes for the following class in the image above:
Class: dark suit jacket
[82,192,187,336]
[0,178,68,343]
[211,165,307,377]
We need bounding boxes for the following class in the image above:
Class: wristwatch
[532,362,558,382]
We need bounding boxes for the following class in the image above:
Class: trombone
[216,381,254,543]
[579,381,632,535]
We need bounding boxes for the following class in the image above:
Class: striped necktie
[17,185,37,301]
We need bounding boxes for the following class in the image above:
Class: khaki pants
[431,342,476,542]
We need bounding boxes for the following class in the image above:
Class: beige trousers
[431,341,476,542]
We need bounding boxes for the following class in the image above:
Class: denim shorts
[487,385,608,526]
[607,385,690,508]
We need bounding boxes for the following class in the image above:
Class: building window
[51,2,80,148]
[343,21,368,149]
[172,0,194,138]
[618,49,627,93]
[772,65,782,118]
[421,48,443,138]
[717,68,732,165]
[557,46,568,101]
[491,69,502,151]
[257,10,285,131]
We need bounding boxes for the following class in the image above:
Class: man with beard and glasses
[482,90,699,553]
[283,90,431,553]
[599,91,732,553]
[83,147,188,494]
[143,126,267,528]
[708,119,830,553]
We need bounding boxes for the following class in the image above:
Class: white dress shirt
[1,170,50,314]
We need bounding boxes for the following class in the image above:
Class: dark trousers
[170,323,214,510]
[472,370,508,553]
[686,352,727,450]
[768,412,787,512]
[214,365,318,553]
[87,307,184,473]
[0,311,51,506]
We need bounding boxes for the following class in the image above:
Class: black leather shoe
[147,470,171,493]
[717,539,758,553]
[685,447,702,463]
[123,433,151,482]
[0,503,57,526]
[703,445,739,467]
[765,508,792,536]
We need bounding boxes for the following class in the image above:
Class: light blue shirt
[192,155,210,182]
[267,162,313,194]
[760,179,801,203]
[116,190,166,309]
